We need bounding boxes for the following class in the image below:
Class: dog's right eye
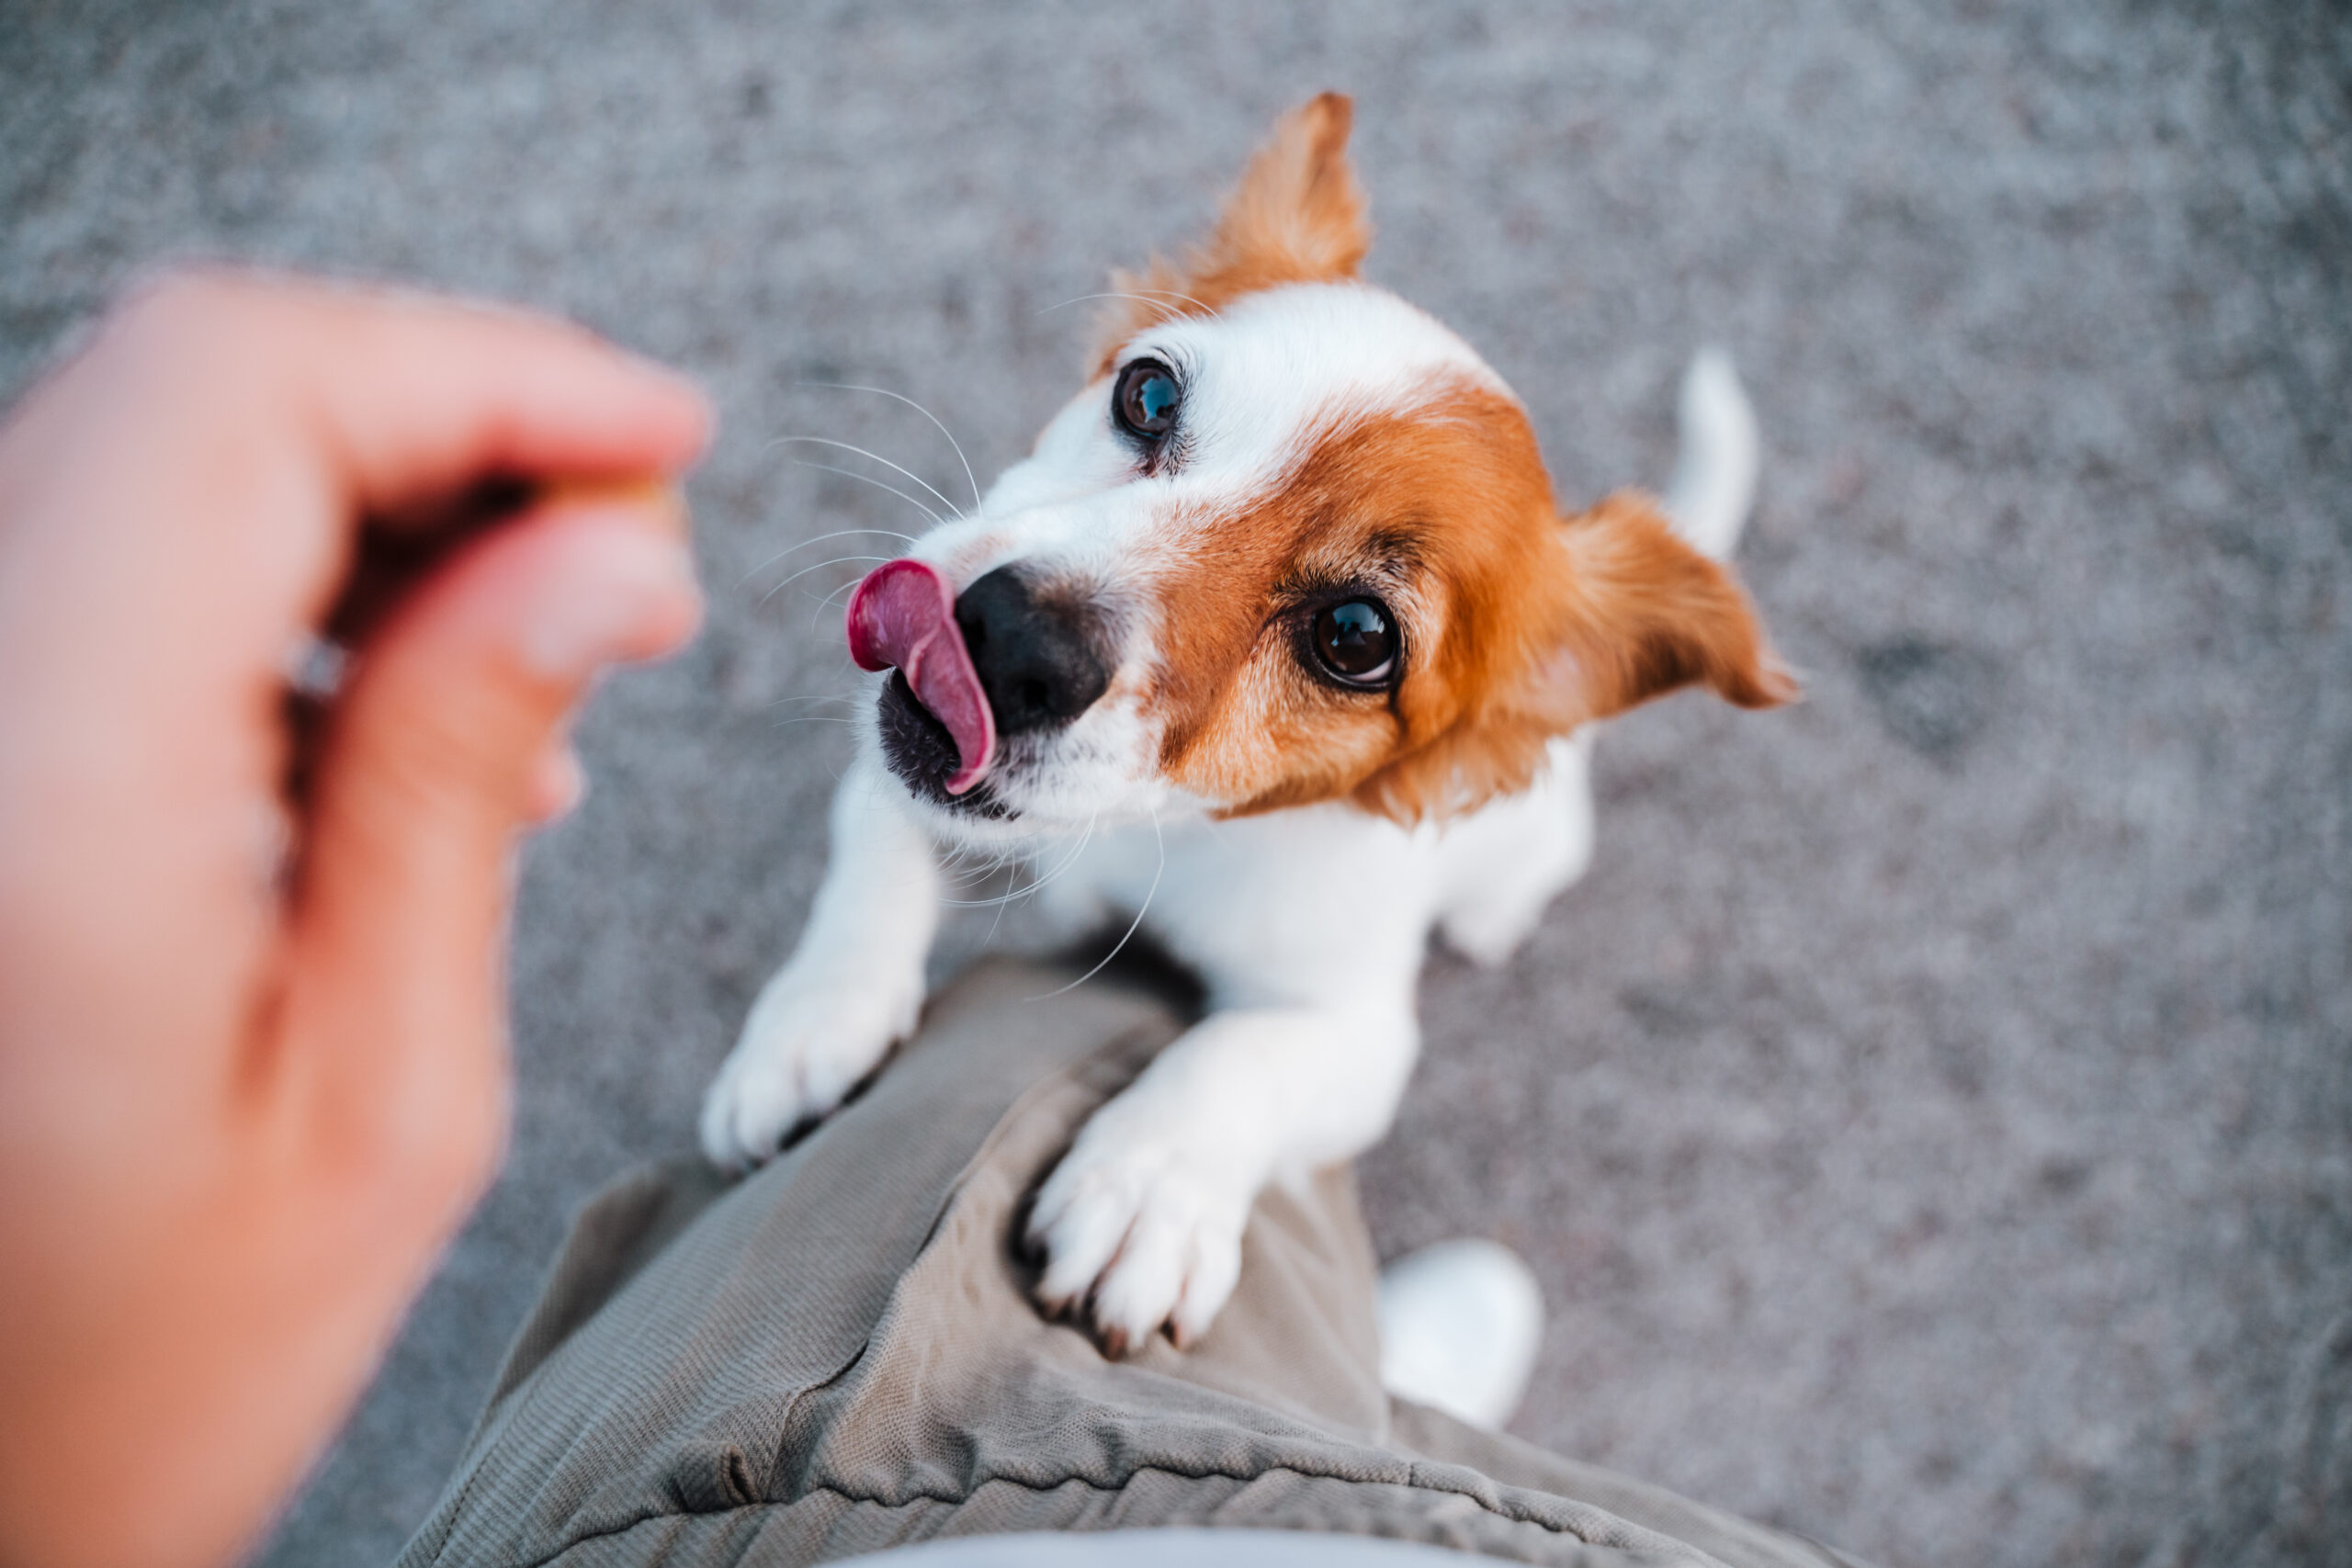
[1113,358,1182,443]
[1310,598,1398,687]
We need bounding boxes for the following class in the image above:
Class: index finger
[116,270,713,516]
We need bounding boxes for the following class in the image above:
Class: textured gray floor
[5,4,2348,1565]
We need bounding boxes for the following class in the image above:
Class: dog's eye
[1113,358,1181,442]
[1311,598,1397,686]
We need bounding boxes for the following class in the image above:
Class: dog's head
[851,93,1794,842]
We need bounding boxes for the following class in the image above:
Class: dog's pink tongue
[846,558,996,795]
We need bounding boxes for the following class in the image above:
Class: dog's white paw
[1025,1115,1255,1355]
[699,964,922,1170]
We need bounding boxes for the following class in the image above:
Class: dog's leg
[1026,993,1419,1354]
[699,756,941,1169]
[1435,730,1597,966]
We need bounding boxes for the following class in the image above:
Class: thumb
[276,497,699,1192]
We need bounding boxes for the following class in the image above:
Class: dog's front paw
[1025,1118,1255,1355]
[699,964,922,1170]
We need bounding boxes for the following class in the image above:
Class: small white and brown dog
[702,94,1794,1356]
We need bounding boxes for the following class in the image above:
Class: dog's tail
[1662,347,1759,562]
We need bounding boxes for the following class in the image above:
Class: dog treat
[541,476,691,539]
[327,474,690,658]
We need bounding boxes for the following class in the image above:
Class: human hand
[0,272,709,1568]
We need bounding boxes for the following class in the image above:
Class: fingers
[111,269,712,516]
[275,490,700,1200]
[0,272,714,851]
[5,271,709,689]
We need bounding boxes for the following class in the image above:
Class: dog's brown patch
[1354,491,1797,822]
[1141,386,1794,823]
[1094,93,1371,371]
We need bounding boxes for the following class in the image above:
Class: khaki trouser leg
[398,961,1854,1568]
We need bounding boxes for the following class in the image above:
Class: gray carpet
[5,3,2347,1565]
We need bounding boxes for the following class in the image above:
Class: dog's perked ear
[1095,92,1372,366]
[1352,491,1798,824]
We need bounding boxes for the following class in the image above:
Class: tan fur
[1149,382,1537,814]
[1354,491,1796,822]
[1143,384,1791,823]
[1094,92,1372,372]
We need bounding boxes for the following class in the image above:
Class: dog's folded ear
[1353,491,1794,825]
[1554,491,1799,723]
[1097,93,1372,365]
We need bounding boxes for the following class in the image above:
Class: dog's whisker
[985,817,1099,945]
[756,555,895,608]
[1005,818,1097,895]
[789,460,948,529]
[970,845,1023,886]
[953,858,1014,916]
[803,382,985,515]
[1123,286,1224,320]
[755,554,896,608]
[979,839,1033,945]
[974,835,1043,943]
[808,577,867,638]
[940,874,1018,905]
[937,840,997,879]
[737,526,921,589]
[988,831,1090,908]
[942,816,1099,908]
[1024,808,1161,1001]
[1037,290,1184,325]
[767,436,965,522]
[1036,288,1224,325]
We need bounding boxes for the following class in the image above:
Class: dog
[701,94,1793,1354]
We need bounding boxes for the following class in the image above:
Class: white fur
[698,769,940,1158]
[701,292,1756,1350]
[1664,346,1758,563]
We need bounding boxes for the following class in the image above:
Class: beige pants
[398,962,1860,1567]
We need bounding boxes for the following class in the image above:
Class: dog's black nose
[955,567,1111,735]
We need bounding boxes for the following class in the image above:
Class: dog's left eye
[1113,358,1182,442]
[1311,598,1398,687]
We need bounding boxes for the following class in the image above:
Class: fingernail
[515,514,700,681]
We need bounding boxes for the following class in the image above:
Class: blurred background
[5,3,2347,1565]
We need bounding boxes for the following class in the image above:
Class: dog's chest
[1023,804,1446,1004]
